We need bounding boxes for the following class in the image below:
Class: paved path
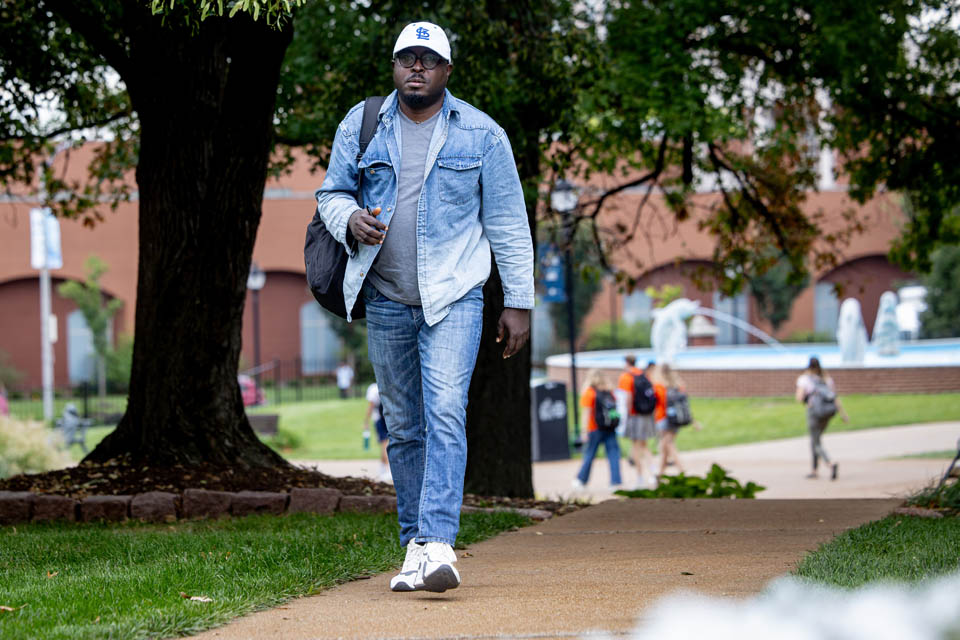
[183,424,958,639]
[190,498,900,640]
[297,422,960,504]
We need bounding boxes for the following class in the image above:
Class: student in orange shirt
[617,355,658,489]
[572,370,623,489]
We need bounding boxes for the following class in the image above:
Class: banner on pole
[30,207,63,270]
[538,244,566,303]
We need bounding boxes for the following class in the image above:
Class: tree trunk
[463,121,544,498]
[85,14,292,467]
[464,266,534,498]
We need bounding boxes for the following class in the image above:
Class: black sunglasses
[394,50,446,70]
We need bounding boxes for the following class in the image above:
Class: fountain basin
[544,339,960,397]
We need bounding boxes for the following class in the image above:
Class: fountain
[837,298,868,365]
[651,298,785,364]
[873,291,900,356]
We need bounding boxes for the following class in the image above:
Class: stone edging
[0,489,554,526]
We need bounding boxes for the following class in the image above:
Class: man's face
[393,46,452,111]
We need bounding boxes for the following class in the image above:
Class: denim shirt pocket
[437,156,482,205]
[358,156,395,211]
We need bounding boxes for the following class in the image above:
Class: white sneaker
[390,540,424,592]
[571,478,585,489]
[414,542,461,593]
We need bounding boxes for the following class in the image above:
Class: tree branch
[45,0,134,78]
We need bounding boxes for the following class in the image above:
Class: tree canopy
[557,0,960,293]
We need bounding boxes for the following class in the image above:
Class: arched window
[300,303,340,375]
[622,290,653,325]
[712,291,749,345]
[814,282,840,336]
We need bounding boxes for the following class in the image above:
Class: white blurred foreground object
[619,572,960,640]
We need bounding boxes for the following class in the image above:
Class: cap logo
[415,26,430,40]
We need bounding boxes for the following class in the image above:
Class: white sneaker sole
[390,572,419,592]
[420,564,461,593]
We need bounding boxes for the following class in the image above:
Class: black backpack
[666,388,693,427]
[594,389,621,432]
[304,96,385,320]
[632,373,656,415]
[808,377,838,420]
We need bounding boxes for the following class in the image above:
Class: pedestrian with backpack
[796,357,849,480]
[572,370,623,490]
[653,363,698,478]
[313,22,534,594]
[618,355,658,489]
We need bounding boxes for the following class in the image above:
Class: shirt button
[360,271,364,277]
[369,169,375,175]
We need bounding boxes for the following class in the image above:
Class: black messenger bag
[304,95,385,319]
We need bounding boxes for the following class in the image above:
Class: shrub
[615,463,765,499]
[782,330,835,343]
[106,333,134,393]
[584,320,652,350]
[0,416,72,479]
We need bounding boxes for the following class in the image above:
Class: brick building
[0,145,912,390]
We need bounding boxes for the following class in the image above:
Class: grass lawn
[0,510,528,640]
[62,392,960,463]
[676,392,960,451]
[793,515,960,588]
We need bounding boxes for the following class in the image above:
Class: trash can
[530,381,570,462]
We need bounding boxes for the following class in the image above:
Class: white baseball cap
[393,22,452,63]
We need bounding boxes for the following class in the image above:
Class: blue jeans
[576,429,622,486]
[363,281,483,547]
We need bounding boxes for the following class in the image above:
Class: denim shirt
[315,90,534,325]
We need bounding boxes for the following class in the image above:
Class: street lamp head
[550,179,579,214]
[247,262,266,291]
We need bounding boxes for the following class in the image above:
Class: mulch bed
[0,458,583,516]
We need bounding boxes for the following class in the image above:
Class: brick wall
[546,365,960,397]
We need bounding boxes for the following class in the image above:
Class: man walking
[315,21,533,593]
[617,356,657,489]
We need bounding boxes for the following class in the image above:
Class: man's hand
[496,308,530,359]
[348,207,386,245]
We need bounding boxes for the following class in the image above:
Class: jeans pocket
[362,280,384,303]
[437,157,482,205]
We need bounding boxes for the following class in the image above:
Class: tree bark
[464,266,534,498]
[84,12,292,467]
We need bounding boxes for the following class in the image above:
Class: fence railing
[7,382,127,424]
[5,360,370,423]
[241,358,370,406]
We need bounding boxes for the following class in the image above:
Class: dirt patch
[0,458,582,516]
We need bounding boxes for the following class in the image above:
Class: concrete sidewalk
[190,498,900,640]
[298,422,960,503]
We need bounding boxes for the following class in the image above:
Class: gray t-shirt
[369,109,440,305]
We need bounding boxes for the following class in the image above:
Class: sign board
[539,244,566,303]
[30,208,63,270]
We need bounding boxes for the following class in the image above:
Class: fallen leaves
[0,604,27,613]
[46,571,59,579]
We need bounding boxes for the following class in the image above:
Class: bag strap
[355,95,385,210]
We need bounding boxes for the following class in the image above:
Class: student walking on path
[796,356,849,480]
[573,370,623,489]
[617,356,657,489]
[315,21,533,594]
[653,363,699,478]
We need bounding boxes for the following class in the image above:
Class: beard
[399,84,445,110]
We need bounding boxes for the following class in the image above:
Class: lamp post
[246,262,266,388]
[550,179,581,447]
